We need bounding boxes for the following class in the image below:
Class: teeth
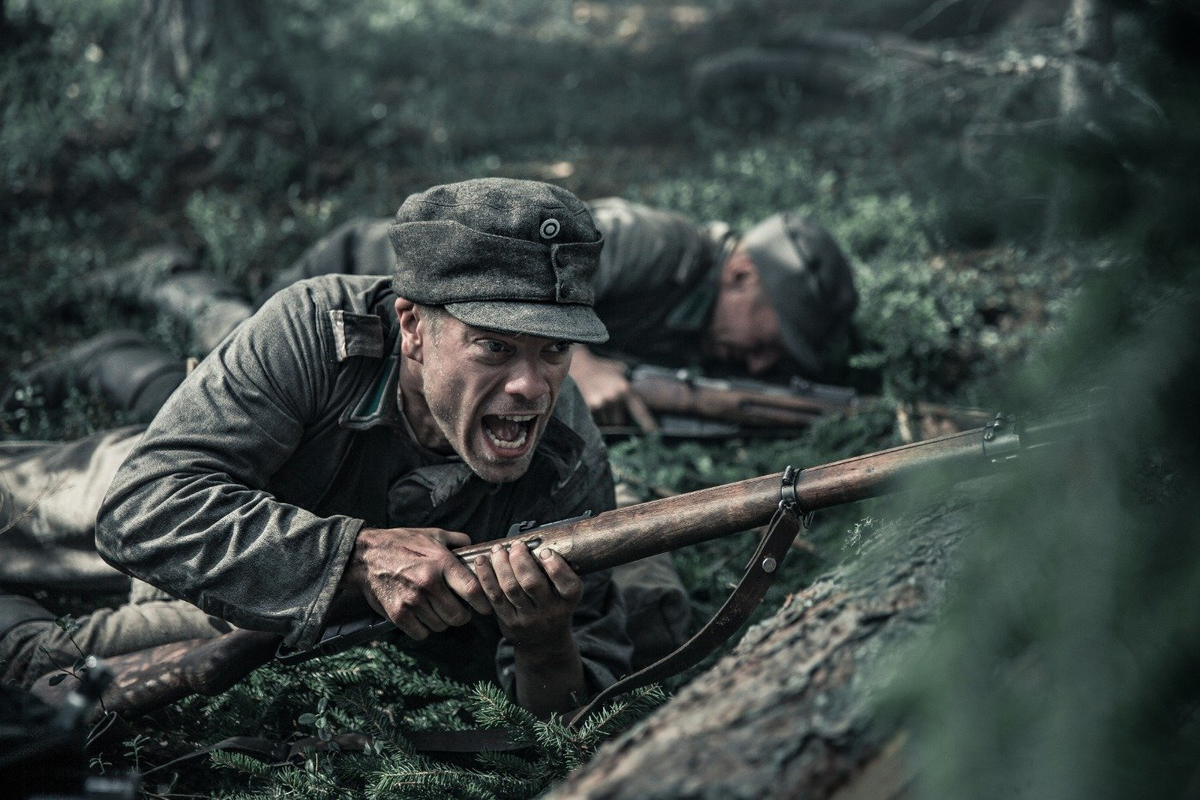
[485,426,528,450]
[483,413,536,451]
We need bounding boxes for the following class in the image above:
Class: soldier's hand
[472,543,582,649]
[569,346,639,427]
[342,526,491,641]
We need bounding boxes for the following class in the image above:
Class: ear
[395,297,425,363]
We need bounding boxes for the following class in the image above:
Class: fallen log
[545,493,977,799]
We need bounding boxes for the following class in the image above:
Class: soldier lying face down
[259,200,860,424]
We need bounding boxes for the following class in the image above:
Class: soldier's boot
[143,271,254,353]
[0,594,57,688]
[77,244,254,354]
[0,591,230,690]
[1,331,186,419]
[76,244,196,301]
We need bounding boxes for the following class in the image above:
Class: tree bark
[1046,0,1114,238]
[545,494,978,799]
[125,0,217,112]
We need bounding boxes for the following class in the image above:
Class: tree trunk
[545,494,979,799]
[1046,0,1114,238]
[125,0,217,112]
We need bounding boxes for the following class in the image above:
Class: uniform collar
[662,220,736,333]
[339,324,407,432]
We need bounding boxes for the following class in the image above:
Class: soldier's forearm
[512,631,586,718]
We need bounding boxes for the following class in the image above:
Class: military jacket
[585,198,733,366]
[96,275,631,693]
[259,200,736,367]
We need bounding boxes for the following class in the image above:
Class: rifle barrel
[454,415,1074,573]
[627,367,994,433]
[98,412,1087,713]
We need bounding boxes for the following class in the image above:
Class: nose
[504,354,551,404]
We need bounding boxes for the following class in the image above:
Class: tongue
[485,416,523,441]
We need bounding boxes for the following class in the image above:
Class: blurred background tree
[895,1,1200,797]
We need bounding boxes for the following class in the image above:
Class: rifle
[604,364,994,439]
[32,411,1084,719]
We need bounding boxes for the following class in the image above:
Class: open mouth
[481,413,537,455]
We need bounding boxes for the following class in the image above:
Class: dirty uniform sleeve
[494,384,633,696]
[95,284,362,649]
[257,218,395,306]
[587,197,706,303]
[585,198,723,365]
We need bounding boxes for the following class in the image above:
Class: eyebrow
[469,328,568,347]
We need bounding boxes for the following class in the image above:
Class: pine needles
[117,642,666,798]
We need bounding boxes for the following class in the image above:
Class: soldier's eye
[481,340,510,354]
[546,341,573,355]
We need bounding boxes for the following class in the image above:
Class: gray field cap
[388,178,609,343]
[739,212,858,376]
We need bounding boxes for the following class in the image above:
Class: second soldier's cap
[388,178,609,344]
[739,212,858,376]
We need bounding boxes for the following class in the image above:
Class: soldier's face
[706,251,785,375]
[399,301,573,483]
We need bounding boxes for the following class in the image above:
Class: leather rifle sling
[567,501,803,728]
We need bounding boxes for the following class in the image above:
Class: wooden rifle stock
[44,412,1082,718]
[627,367,848,427]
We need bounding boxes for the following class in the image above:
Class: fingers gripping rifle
[65,412,1081,719]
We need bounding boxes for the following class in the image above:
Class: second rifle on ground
[605,364,994,439]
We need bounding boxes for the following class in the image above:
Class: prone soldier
[2,200,858,427]
[259,200,859,424]
[1,179,646,716]
[1,189,858,691]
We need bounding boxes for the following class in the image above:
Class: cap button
[540,219,561,240]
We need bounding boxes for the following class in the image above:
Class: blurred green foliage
[0,0,1068,405]
[184,189,272,284]
[890,4,1200,797]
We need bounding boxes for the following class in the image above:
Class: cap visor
[444,300,609,344]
